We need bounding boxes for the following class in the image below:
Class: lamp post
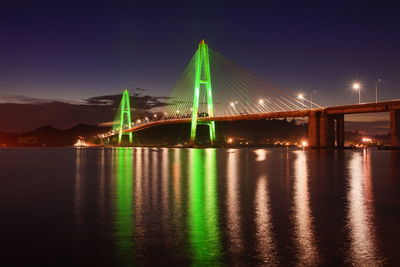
[352,82,361,104]
[258,99,264,111]
[375,78,382,103]
[298,94,304,107]
[310,90,316,109]
[230,102,237,114]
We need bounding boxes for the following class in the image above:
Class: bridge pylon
[113,89,133,145]
[190,40,216,145]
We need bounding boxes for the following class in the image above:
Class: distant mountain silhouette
[0,123,108,147]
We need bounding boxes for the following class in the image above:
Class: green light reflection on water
[189,148,221,266]
[114,147,135,264]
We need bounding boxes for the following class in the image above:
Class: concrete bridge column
[390,110,400,147]
[319,112,335,148]
[335,114,345,148]
[308,111,320,148]
[308,112,344,149]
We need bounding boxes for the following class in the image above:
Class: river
[1,147,399,265]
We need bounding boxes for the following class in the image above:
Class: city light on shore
[301,140,308,147]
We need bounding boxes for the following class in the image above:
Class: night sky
[1,1,399,132]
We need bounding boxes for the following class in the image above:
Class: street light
[375,78,382,103]
[298,94,304,107]
[352,82,361,104]
[310,90,316,108]
[230,102,237,114]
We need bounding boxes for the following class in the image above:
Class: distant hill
[0,123,109,147]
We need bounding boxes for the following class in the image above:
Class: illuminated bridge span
[104,40,400,148]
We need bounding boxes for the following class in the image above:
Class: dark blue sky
[1,0,399,106]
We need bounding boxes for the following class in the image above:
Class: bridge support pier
[308,111,320,148]
[319,111,334,148]
[390,110,400,147]
[335,114,345,148]
[308,111,345,149]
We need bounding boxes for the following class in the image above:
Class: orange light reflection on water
[347,150,383,265]
[293,150,319,265]
[74,148,85,225]
[255,172,277,265]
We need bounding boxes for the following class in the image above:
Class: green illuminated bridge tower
[190,40,216,145]
[113,89,133,145]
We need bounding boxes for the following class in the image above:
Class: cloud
[85,94,170,110]
[0,94,55,104]
[0,94,86,105]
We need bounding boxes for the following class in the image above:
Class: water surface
[1,147,399,265]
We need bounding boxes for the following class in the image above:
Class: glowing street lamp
[310,90,316,108]
[258,99,266,112]
[301,140,308,147]
[298,93,304,106]
[352,82,361,104]
[230,102,237,114]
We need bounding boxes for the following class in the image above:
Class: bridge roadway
[122,100,400,148]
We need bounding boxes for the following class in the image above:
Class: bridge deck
[325,100,400,115]
[126,110,313,133]
[121,100,400,134]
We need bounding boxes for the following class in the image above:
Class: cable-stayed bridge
[102,40,400,148]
